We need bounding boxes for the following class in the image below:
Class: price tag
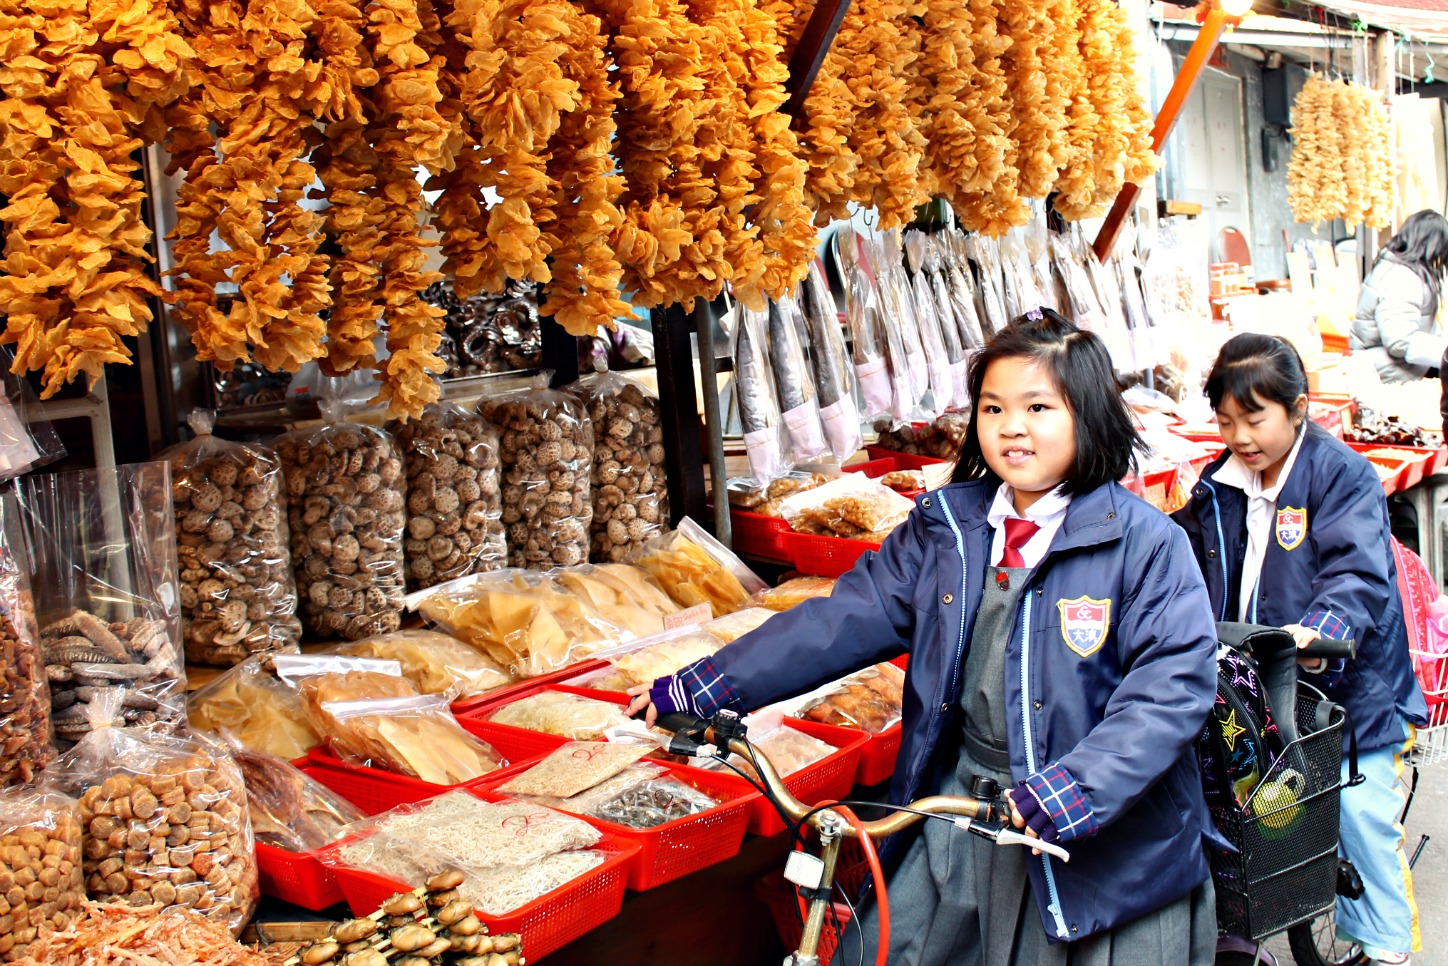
[665,604,712,630]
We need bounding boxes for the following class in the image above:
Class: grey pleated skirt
[831,745,1216,966]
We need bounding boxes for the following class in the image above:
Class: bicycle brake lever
[995,828,1071,863]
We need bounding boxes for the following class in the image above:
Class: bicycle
[649,709,1069,966]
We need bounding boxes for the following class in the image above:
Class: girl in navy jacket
[632,311,1221,965]
[1174,334,1428,965]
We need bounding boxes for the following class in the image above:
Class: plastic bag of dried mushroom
[41,700,259,938]
[566,372,668,563]
[14,462,186,745]
[159,410,301,667]
[477,381,593,570]
[273,416,408,641]
[0,494,53,789]
[391,402,506,592]
[0,787,84,962]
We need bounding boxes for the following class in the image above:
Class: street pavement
[1262,756,1447,966]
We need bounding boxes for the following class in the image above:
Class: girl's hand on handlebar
[625,684,657,726]
[1282,623,1326,672]
[1005,789,1044,856]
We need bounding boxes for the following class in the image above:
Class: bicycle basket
[1207,694,1346,942]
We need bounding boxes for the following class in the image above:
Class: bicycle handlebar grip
[1299,637,1355,659]
[654,711,709,734]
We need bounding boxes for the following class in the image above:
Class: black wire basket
[1209,694,1346,942]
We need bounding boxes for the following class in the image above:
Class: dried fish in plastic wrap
[961,233,1010,335]
[767,297,827,461]
[732,306,786,484]
[932,236,985,354]
[798,262,862,462]
[904,232,964,411]
[998,229,1046,319]
[835,230,894,422]
[870,233,930,412]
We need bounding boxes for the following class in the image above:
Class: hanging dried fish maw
[1045,0,1099,220]
[538,5,634,337]
[1070,0,1155,215]
[938,0,1016,234]
[0,0,193,397]
[999,0,1066,202]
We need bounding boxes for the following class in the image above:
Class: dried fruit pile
[1287,74,1395,230]
[0,0,1158,411]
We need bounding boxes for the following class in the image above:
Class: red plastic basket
[450,659,609,714]
[255,840,344,911]
[754,870,852,964]
[727,506,797,563]
[862,447,945,469]
[478,762,757,891]
[1349,442,1437,491]
[846,456,929,500]
[328,826,636,962]
[786,531,876,578]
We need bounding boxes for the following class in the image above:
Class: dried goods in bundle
[999,0,1067,203]
[1288,75,1350,229]
[538,4,635,336]
[10,901,277,966]
[732,0,817,302]
[1360,89,1395,230]
[164,0,330,376]
[942,0,1017,234]
[0,0,192,397]
[1045,0,1098,218]
[590,0,715,310]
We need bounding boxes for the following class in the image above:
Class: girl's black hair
[1203,333,1309,420]
[951,308,1142,493]
[1380,209,1448,298]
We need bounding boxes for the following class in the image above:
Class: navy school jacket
[680,478,1219,942]
[1173,423,1428,752]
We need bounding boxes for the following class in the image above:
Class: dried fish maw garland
[734,0,814,301]
[1047,0,1098,219]
[1360,88,1394,230]
[589,0,713,309]
[371,0,452,173]
[539,8,634,337]
[1079,0,1155,213]
[1287,76,1394,230]
[797,42,858,225]
[1000,0,1066,202]
[164,0,331,373]
[0,0,192,396]
[945,0,1017,234]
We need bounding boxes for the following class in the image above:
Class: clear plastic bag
[961,233,1010,335]
[497,741,652,799]
[729,721,834,780]
[767,297,827,462]
[310,692,505,785]
[553,563,679,637]
[0,786,83,961]
[273,416,407,640]
[411,567,658,678]
[631,517,768,618]
[0,493,52,789]
[798,263,862,463]
[226,743,363,853]
[15,462,185,744]
[872,233,930,413]
[186,655,319,761]
[587,626,726,690]
[937,235,986,353]
[907,233,968,411]
[757,576,837,612]
[796,662,905,734]
[487,690,633,741]
[778,474,914,540]
[567,372,668,563]
[332,628,514,700]
[43,708,259,937]
[0,345,63,483]
[837,239,895,423]
[478,379,595,570]
[518,761,718,830]
[731,305,788,484]
[393,402,507,592]
[160,410,301,667]
[702,607,774,643]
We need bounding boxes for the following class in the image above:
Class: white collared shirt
[986,483,1072,570]
[1211,428,1308,622]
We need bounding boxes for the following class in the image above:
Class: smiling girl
[631,310,1221,965]
[1174,333,1428,966]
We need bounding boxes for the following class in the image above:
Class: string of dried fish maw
[1336,83,1369,229]
[1046,0,1099,220]
[685,0,765,307]
[762,0,810,60]
[1359,87,1394,230]
[589,0,710,309]
[1000,0,1067,202]
[0,0,191,396]
[538,7,634,337]
[734,0,815,301]
[844,0,928,229]
[370,0,453,173]
[945,0,1017,234]
[165,0,331,373]
[797,29,859,225]
[1287,74,1348,229]
[909,0,990,211]
[1084,0,1155,211]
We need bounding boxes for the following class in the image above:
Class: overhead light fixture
[1219,0,1254,19]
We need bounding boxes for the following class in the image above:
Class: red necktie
[1000,518,1041,568]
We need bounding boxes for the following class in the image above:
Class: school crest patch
[1058,595,1111,658]
[1276,507,1307,551]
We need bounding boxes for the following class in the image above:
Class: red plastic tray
[862,447,946,468]
[478,761,756,891]
[256,840,344,911]
[450,659,609,714]
[786,531,876,578]
[327,819,636,962]
[1349,442,1437,491]
[727,506,797,563]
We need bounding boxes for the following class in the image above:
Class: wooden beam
[1094,5,1232,262]
[782,0,852,124]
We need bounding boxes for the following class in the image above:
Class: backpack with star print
[1195,646,1289,827]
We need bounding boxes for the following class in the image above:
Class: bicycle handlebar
[652,711,1070,862]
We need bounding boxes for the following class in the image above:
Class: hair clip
[1026,307,1044,321]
